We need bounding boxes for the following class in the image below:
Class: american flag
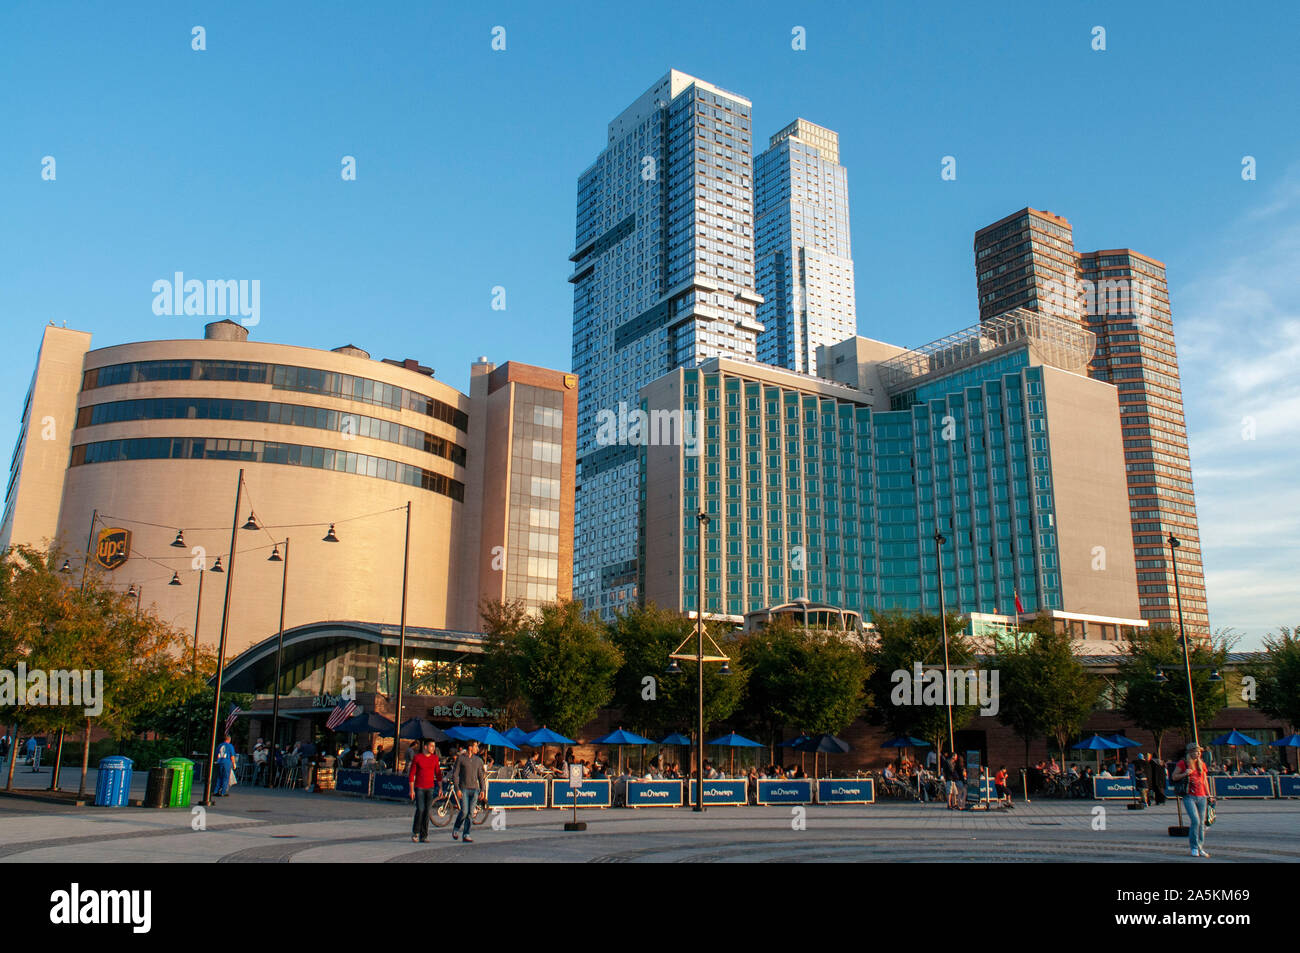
[325,700,357,730]
[223,705,242,734]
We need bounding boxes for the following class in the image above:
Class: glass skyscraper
[755,119,856,376]
[642,310,1145,635]
[973,209,1209,637]
[570,70,764,617]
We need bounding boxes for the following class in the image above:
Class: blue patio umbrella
[525,727,576,746]
[659,733,692,746]
[334,711,395,735]
[780,733,810,747]
[593,727,654,774]
[1072,733,1121,775]
[707,732,763,775]
[523,726,575,770]
[1104,734,1143,748]
[502,727,533,747]
[882,736,932,748]
[443,725,519,750]
[793,734,852,780]
[1211,730,1261,772]
[1210,730,1260,747]
[399,718,449,743]
[1270,733,1300,773]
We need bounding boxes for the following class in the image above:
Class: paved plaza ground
[2,761,1296,863]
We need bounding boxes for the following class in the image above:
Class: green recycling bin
[162,757,194,807]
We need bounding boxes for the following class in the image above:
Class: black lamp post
[268,538,289,780]
[935,529,955,756]
[1168,534,1200,749]
[665,511,729,812]
[203,469,248,807]
[387,503,411,774]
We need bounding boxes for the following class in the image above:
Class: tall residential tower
[755,119,856,376]
[569,70,763,617]
[973,209,1210,637]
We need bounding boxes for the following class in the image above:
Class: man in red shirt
[1172,743,1212,858]
[407,741,442,843]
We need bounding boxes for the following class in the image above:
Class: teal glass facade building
[642,311,1141,627]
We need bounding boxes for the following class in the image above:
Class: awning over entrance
[218,620,486,694]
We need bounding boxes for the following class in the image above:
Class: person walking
[451,740,486,843]
[1173,743,1212,858]
[407,741,441,843]
[1148,754,1167,805]
[213,734,236,796]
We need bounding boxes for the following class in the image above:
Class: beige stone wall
[54,337,474,658]
[1,326,92,553]
[641,370,685,612]
[1041,366,1141,619]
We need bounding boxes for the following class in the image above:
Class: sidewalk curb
[0,790,89,807]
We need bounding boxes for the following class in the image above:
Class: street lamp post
[1168,534,1200,749]
[390,502,412,773]
[203,468,246,807]
[695,510,708,813]
[50,509,100,792]
[268,538,290,783]
[191,568,205,677]
[935,530,955,756]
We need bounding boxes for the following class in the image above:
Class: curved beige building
[4,321,577,665]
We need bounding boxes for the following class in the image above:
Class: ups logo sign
[95,527,131,571]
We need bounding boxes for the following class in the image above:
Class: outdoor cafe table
[484,777,547,809]
[815,777,875,804]
[625,779,683,807]
[550,778,612,808]
[756,778,813,804]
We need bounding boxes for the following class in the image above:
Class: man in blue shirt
[214,734,236,796]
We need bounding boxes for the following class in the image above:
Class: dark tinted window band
[76,398,467,468]
[82,360,469,432]
[69,437,465,503]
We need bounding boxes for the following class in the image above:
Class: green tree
[1117,625,1229,758]
[516,601,622,738]
[738,617,871,759]
[608,602,745,738]
[474,599,531,727]
[864,610,977,760]
[1,545,200,794]
[1249,625,1300,757]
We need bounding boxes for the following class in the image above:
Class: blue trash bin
[95,756,134,807]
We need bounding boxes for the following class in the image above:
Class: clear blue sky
[2,1,1296,645]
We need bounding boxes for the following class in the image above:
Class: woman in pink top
[1172,743,1212,858]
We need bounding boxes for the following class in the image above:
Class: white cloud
[1177,167,1300,647]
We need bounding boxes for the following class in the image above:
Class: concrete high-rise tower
[569,70,763,617]
[755,119,856,375]
[973,209,1210,637]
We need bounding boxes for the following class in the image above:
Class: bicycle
[429,786,488,828]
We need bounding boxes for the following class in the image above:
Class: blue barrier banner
[1277,776,1300,798]
[335,769,372,797]
[372,772,410,801]
[689,779,748,805]
[485,778,547,808]
[756,779,812,805]
[551,779,612,808]
[816,778,875,804]
[1212,775,1274,798]
[1093,777,1137,799]
[626,780,683,807]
